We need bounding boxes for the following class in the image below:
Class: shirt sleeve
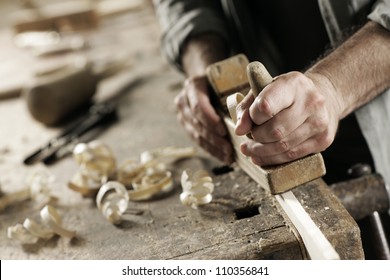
[153,0,230,71]
[368,0,390,29]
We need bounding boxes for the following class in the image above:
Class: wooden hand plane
[206,54,326,194]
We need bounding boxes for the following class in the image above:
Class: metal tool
[23,71,146,165]
[23,101,117,165]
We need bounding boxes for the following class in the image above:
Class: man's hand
[234,21,390,167]
[175,75,234,163]
[177,32,233,163]
[235,71,341,166]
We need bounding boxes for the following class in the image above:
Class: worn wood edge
[171,229,303,260]
[224,117,325,194]
[206,54,249,96]
[275,191,340,260]
[272,202,309,259]
[294,179,365,259]
[246,61,273,96]
[269,153,326,192]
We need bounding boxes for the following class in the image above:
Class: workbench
[0,1,363,260]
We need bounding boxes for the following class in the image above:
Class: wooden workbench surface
[0,1,363,260]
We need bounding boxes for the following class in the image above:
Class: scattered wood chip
[69,142,197,224]
[73,141,116,182]
[7,205,76,244]
[180,170,214,209]
[0,168,56,212]
[96,181,129,225]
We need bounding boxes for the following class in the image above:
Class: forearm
[153,0,230,71]
[182,33,228,77]
[306,21,390,119]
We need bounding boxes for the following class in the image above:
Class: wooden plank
[206,54,326,194]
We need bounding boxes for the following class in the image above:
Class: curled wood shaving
[129,171,173,201]
[40,205,76,238]
[23,218,54,239]
[0,169,55,212]
[180,170,214,209]
[7,205,75,244]
[69,143,194,200]
[7,223,39,244]
[117,159,146,186]
[117,159,173,201]
[0,189,30,212]
[26,169,56,205]
[68,171,102,197]
[73,141,116,181]
[96,181,129,225]
[117,147,193,200]
[69,143,197,222]
[69,141,117,196]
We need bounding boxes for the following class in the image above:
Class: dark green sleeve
[153,0,230,71]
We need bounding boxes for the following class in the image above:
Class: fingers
[175,76,234,163]
[235,72,307,137]
[240,108,337,166]
[248,74,296,126]
[243,114,333,152]
[241,132,333,166]
[250,87,326,143]
[236,71,339,166]
[184,77,227,136]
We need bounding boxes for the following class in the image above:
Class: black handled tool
[23,102,117,165]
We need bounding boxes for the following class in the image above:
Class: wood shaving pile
[3,168,75,245]
[68,140,200,224]
[8,205,76,244]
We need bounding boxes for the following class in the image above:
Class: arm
[307,21,390,119]
[235,20,390,166]
[153,0,234,163]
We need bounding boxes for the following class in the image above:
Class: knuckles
[254,97,273,120]
[316,131,334,151]
[270,127,284,142]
